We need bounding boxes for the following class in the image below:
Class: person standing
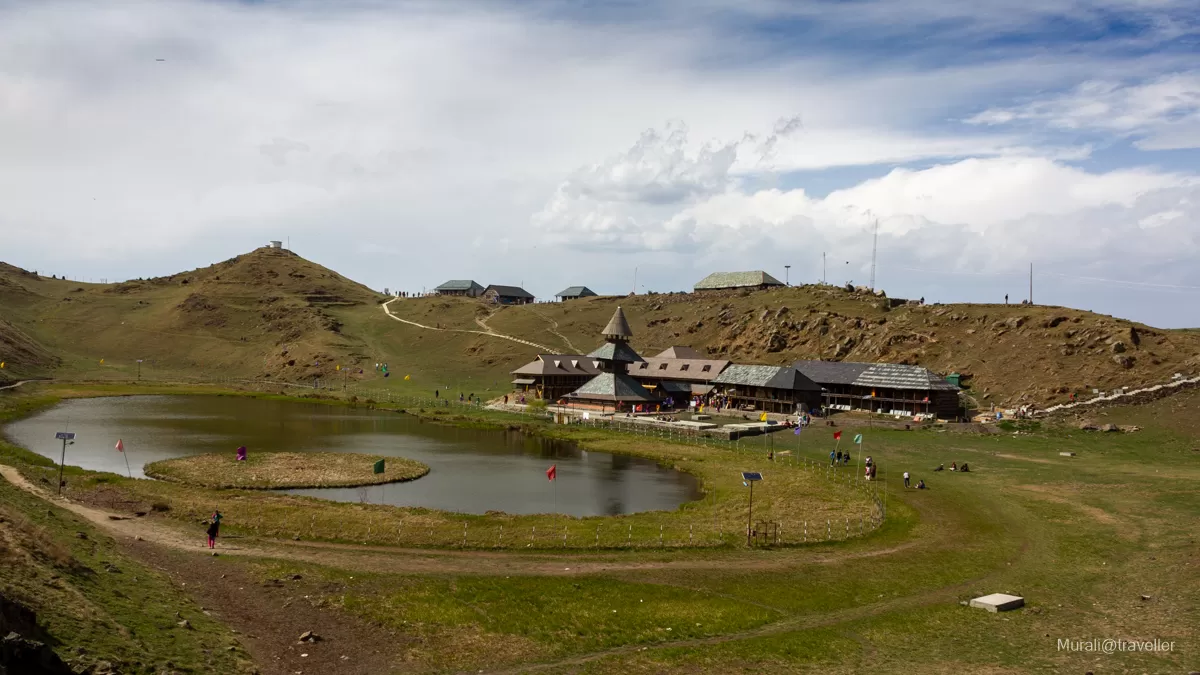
[206,510,222,549]
[830,450,837,466]
[903,471,911,488]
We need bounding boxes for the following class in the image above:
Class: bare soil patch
[123,541,404,675]
[144,451,428,489]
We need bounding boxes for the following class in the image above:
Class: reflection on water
[3,396,701,516]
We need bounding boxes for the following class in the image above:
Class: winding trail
[0,379,37,391]
[528,306,580,353]
[381,297,553,352]
[0,463,1039,674]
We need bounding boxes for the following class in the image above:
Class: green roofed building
[555,286,598,301]
[711,364,822,414]
[693,271,785,292]
[434,279,484,297]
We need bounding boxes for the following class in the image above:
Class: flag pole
[122,446,132,479]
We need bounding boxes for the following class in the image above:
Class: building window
[680,364,689,371]
[658,363,668,370]
[638,363,648,369]
[701,364,711,372]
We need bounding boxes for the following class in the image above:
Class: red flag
[546,464,556,481]
[115,439,124,452]
[833,431,842,440]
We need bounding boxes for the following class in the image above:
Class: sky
[2,0,1199,327]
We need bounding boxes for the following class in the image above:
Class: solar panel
[741,471,763,481]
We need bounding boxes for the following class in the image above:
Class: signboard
[741,471,763,482]
[54,432,76,440]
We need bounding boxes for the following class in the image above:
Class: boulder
[1112,355,1134,369]
[765,331,788,353]
[1111,341,1126,354]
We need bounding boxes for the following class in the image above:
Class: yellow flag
[0,362,5,368]
[99,358,104,365]
[336,364,341,371]
[759,412,767,422]
[404,374,410,380]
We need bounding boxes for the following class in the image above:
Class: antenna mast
[869,218,879,291]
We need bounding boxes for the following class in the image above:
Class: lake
[3,395,702,516]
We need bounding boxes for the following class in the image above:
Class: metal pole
[746,480,754,547]
[57,438,67,494]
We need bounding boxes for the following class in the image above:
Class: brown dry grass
[144,451,428,489]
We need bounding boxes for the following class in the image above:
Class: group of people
[933,462,969,472]
[903,461,972,490]
[829,449,853,466]
[864,455,878,481]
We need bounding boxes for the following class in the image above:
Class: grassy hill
[2,249,1198,408]
[0,248,384,385]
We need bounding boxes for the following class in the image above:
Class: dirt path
[528,306,580,352]
[127,543,403,675]
[0,465,920,578]
[382,298,553,352]
[0,379,38,391]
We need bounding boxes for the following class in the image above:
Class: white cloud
[0,0,1198,324]
[536,123,1198,292]
[966,72,1200,149]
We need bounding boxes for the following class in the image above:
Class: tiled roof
[586,340,644,363]
[654,346,705,359]
[484,285,533,298]
[511,354,601,376]
[792,360,959,391]
[693,271,785,290]
[569,372,660,402]
[712,364,821,391]
[435,279,481,291]
[555,286,596,298]
[602,306,633,338]
[633,357,730,382]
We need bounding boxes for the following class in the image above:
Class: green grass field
[1,381,1197,673]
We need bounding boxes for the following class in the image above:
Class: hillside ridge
[2,249,1197,407]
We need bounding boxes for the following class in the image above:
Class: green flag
[373,458,385,474]
[853,434,863,444]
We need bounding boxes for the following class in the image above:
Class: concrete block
[968,593,1024,612]
[692,414,711,420]
[1059,452,1076,457]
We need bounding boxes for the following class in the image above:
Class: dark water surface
[3,396,701,516]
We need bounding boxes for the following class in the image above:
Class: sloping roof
[654,346,705,359]
[555,286,597,298]
[511,354,601,376]
[435,279,482,291]
[694,271,785,291]
[484,284,533,298]
[791,360,870,385]
[569,372,660,402]
[632,357,731,382]
[712,364,821,391]
[792,360,959,391]
[602,306,633,338]
[586,340,644,363]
